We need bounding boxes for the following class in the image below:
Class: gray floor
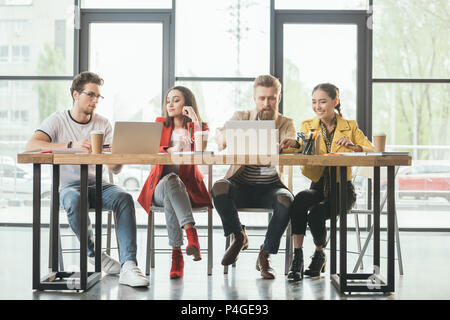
[1,226,450,300]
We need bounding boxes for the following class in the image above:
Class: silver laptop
[225,120,278,155]
[111,121,163,154]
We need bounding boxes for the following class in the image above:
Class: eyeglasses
[78,90,104,101]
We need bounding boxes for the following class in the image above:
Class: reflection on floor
[1,226,449,300]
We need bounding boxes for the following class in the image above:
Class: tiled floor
[1,226,449,300]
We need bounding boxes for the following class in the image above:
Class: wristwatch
[67,141,72,148]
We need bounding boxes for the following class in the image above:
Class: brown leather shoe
[221,227,249,266]
[256,247,276,279]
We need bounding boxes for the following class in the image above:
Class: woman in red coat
[137,86,212,279]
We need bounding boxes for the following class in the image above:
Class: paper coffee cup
[194,131,208,152]
[90,130,104,154]
[373,132,386,152]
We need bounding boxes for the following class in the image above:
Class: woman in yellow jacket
[280,83,374,282]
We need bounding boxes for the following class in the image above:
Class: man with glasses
[25,71,149,287]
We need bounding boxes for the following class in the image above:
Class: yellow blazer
[295,114,374,182]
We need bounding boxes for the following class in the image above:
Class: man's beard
[258,109,278,121]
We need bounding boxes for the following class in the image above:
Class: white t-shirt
[37,110,113,188]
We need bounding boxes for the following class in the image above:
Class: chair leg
[146,212,152,276]
[353,223,374,273]
[57,224,64,271]
[224,235,230,274]
[48,217,53,270]
[324,215,340,248]
[112,211,120,262]
[106,211,112,256]
[354,213,364,270]
[151,212,155,268]
[208,208,213,276]
[395,211,404,275]
[284,223,292,275]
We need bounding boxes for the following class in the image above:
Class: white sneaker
[89,252,121,275]
[119,261,149,287]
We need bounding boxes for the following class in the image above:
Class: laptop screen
[224,120,278,155]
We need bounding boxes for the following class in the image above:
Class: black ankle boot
[304,250,326,278]
[287,248,304,282]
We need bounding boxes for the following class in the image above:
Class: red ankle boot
[170,248,184,279]
[185,228,202,261]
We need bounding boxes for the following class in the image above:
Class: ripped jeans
[211,179,293,254]
[152,173,195,248]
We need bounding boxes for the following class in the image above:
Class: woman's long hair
[162,86,203,128]
[312,83,342,117]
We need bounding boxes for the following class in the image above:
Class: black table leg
[33,163,102,291]
[329,165,396,294]
[79,164,88,291]
[95,165,102,272]
[330,167,337,275]
[32,164,41,290]
[208,164,213,276]
[387,166,396,292]
[339,166,348,292]
[373,167,380,274]
[51,165,60,272]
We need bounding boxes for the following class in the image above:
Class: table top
[17,152,412,167]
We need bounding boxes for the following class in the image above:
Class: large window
[372,0,450,229]
[373,0,449,79]
[0,0,74,224]
[0,1,73,76]
[1,0,449,231]
[176,0,269,78]
[175,0,270,155]
[282,23,358,126]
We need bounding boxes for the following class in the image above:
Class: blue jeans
[60,182,137,265]
[211,179,293,254]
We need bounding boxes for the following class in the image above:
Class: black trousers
[211,179,293,254]
[289,177,356,248]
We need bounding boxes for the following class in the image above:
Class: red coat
[137,117,213,214]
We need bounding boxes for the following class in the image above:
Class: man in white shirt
[25,71,148,287]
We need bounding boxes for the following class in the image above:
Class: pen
[189,126,193,151]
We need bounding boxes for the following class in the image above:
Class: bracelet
[67,141,72,148]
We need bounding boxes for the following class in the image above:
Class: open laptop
[225,120,278,155]
[111,122,163,154]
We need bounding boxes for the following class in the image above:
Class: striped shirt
[230,165,280,185]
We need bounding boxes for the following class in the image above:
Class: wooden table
[18,152,411,293]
